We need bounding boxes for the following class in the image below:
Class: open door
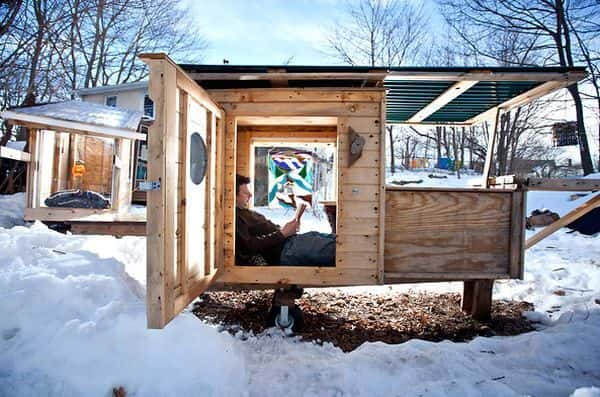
[141,54,225,328]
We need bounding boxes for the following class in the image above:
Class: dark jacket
[236,207,286,265]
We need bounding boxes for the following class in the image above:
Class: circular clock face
[190,132,207,185]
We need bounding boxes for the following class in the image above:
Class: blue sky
[187,0,439,66]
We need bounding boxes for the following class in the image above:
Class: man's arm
[236,213,287,254]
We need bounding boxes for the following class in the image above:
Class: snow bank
[0,222,245,396]
[0,193,26,229]
[1,174,600,396]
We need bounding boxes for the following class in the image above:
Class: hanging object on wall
[348,127,365,167]
[552,121,578,147]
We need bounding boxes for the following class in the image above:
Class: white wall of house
[81,89,146,112]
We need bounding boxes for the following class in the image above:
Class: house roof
[178,64,587,126]
[1,101,145,141]
[76,81,148,96]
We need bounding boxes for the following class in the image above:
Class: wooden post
[482,108,501,188]
[462,279,494,321]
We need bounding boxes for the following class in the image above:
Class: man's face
[236,183,252,208]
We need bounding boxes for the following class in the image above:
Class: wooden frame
[2,110,146,141]
[212,87,385,287]
[140,53,226,328]
[0,146,30,162]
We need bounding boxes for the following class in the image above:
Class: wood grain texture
[207,88,384,103]
[222,102,380,117]
[384,189,513,277]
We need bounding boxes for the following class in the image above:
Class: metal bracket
[138,180,161,191]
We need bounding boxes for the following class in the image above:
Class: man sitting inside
[235,174,335,266]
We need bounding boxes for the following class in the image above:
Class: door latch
[138,180,161,191]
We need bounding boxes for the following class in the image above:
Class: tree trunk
[387,125,396,174]
[567,85,595,175]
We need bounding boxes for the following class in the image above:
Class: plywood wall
[66,135,114,195]
[209,88,386,286]
[384,188,520,282]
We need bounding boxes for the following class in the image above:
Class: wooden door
[142,54,225,328]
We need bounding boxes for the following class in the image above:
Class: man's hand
[281,219,300,237]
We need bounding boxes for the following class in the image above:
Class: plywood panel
[384,189,513,278]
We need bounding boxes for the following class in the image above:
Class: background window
[144,94,154,118]
[105,96,117,107]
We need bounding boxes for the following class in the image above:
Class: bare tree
[327,0,429,174]
[438,0,599,174]
[0,0,208,193]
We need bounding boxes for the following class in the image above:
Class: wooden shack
[0,101,146,234]
[136,54,598,329]
[5,54,597,330]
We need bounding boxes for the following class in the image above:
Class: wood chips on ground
[192,290,535,352]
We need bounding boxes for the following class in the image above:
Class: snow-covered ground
[1,173,599,396]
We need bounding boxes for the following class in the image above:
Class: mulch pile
[192,290,535,352]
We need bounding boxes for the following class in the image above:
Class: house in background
[77,81,152,202]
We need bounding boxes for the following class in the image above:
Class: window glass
[105,96,117,107]
[143,94,154,118]
[190,132,207,185]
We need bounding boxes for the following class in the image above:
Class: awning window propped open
[1,100,145,141]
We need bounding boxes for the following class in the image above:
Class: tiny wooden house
[138,54,590,328]
[0,101,146,232]
[3,54,592,330]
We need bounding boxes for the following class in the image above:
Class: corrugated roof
[178,63,585,125]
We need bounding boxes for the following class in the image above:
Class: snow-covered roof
[76,81,148,96]
[1,101,145,141]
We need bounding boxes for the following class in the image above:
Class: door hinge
[138,180,161,191]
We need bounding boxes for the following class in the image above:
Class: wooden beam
[390,121,474,127]
[526,178,600,191]
[111,138,133,212]
[0,146,30,162]
[378,96,386,285]
[188,72,388,81]
[207,88,386,103]
[482,108,501,187]
[387,70,586,82]
[24,207,145,222]
[509,191,526,279]
[221,102,380,117]
[462,279,494,321]
[385,272,509,280]
[25,129,38,208]
[407,80,479,123]
[1,110,146,141]
[236,116,338,126]
[467,81,572,125]
[526,193,600,249]
[69,221,146,236]
[140,55,177,328]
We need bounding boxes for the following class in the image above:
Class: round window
[190,132,207,185]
